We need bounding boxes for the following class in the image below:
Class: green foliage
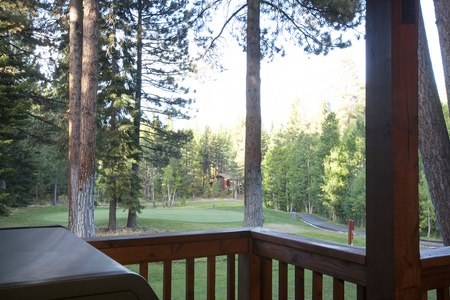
[322,146,350,220]
[0,0,60,214]
[322,109,365,223]
[419,160,438,238]
[262,136,290,210]
[288,133,321,213]
[194,0,364,61]
[211,179,224,198]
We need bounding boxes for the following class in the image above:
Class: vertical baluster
[356,285,366,300]
[278,261,288,300]
[186,258,195,300]
[163,260,172,300]
[238,253,261,300]
[332,278,344,300]
[139,262,148,280]
[207,256,216,300]
[261,257,272,300]
[227,254,236,300]
[421,290,428,300]
[295,266,305,300]
[437,287,450,300]
[312,271,323,300]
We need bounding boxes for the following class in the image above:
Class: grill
[0,226,158,300]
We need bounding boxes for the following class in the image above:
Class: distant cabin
[216,173,232,193]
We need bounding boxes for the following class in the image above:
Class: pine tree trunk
[68,0,82,234]
[152,181,156,208]
[53,178,57,206]
[107,0,118,232]
[418,12,450,246]
[69,0,99,238]
[127,0,144,228]
[243,0,264,227]
[127,209,137,228]
[108,198,117,231]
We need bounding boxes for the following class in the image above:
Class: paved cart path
[297,213,443,248]
[298,214,366,236]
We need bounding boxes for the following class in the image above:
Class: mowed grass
[0,199,365,245]
[0,199,369,299]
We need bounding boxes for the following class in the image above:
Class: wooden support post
[348,219,354,245]
[366,0,421,298]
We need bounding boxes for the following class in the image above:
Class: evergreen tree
[315,110,340,214]
[96,0,140,230]
[262,134,290,210]
[419,160,437,238]
[127,0,195,227]
[0,0,50,214]
[341,113,366,226]
[288,133,321,213]
[196,127,214,196]
[322,146,349,221]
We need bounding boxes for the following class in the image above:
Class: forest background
[0,0,444,238]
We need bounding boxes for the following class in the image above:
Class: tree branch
[204,3,247,54]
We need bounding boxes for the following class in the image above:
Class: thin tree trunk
[243,0,264,227]
[418,11,450,245]
[107,4,118,232]
[53,178,57,206]
[152,180,155,208]
[108,184,117,231]
[127,0,144,228]
[68,0,82,233]
[167,183,171,207]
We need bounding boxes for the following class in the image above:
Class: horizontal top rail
[250,227,367,286]
[420,247,450,290]
[86,227,450,295]
[86,228,251,264]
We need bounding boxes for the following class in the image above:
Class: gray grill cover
[0,226,158,299]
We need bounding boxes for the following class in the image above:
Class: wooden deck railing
[86,228,450,299]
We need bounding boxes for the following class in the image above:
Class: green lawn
[0,199,365,245]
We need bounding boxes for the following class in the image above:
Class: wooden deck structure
[84,0,450,299]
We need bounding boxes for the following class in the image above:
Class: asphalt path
[297,213,443,248]
[298,213,366,236]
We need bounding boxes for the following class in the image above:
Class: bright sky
[179,0,444,131]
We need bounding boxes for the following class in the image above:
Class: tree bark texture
[127,209,138,228]
[108,195,117,231]
[244,0,264,227]
[418,12,450,246]
[68,0,82,235]
[69,0,99,238]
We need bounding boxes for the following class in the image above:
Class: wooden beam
[366,0,420,298]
